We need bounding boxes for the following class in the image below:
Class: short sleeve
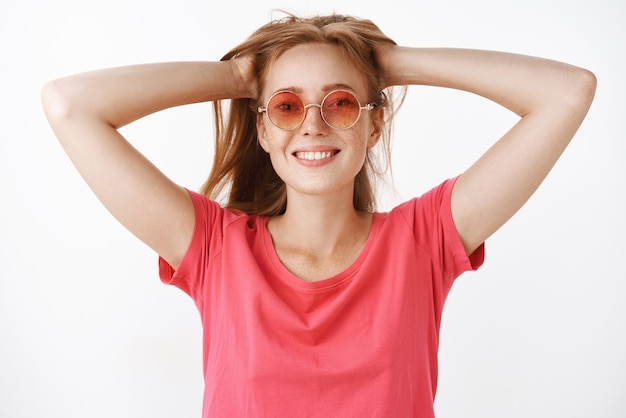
[398,177,485,287]
[158,189,224,302]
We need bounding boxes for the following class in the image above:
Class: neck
[271,188,369,256]
[266,186,374,282]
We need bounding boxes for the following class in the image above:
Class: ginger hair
[201,13,404,216]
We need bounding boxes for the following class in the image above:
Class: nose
[300,103,328,134]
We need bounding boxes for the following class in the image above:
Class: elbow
[41,78,74,130]
[568,66,597,113]
[41,77,99,147]
[538,66,597,122]
[584,68,597,105]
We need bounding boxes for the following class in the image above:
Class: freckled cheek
[260,127,292,151]
[344,130,371,150]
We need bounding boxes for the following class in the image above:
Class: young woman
[41,13,595,418]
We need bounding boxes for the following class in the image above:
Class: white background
[1,0,624,417]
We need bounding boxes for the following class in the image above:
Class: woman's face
[257,42,382,201]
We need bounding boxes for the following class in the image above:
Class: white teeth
[296,151,335,161]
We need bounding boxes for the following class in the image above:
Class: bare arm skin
[41,58,257,269]
[376,47,596,255]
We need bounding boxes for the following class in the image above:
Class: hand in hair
[372,42,402,88]
[229,54,258,99]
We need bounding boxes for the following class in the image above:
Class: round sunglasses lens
[322,91,361,129]
[267,92,304,129]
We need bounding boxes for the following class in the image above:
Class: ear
[257,114,270,152]
[367,108,384,149]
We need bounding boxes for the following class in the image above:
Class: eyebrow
[273,83,359,96]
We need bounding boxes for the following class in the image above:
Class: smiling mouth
[294,151,339,161]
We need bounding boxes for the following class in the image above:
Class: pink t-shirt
[159,177,484,417]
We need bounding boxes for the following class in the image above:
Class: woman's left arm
[376,46,596,255]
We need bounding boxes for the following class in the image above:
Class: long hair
[200,13,404,216]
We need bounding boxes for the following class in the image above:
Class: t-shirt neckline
[261,213,382,291]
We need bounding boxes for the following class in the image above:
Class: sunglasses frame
[257,89,376,130]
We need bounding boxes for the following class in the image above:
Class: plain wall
[1,0,624,417]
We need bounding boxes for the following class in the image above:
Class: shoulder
[384,177,458,227]
[186,189,253,228]
[378,176,474,258]
[377,176,484,276]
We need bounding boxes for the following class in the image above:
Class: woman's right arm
[41,58,256,269]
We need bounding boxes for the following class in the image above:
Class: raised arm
[376,46,596,255]
[41,58,257,269]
